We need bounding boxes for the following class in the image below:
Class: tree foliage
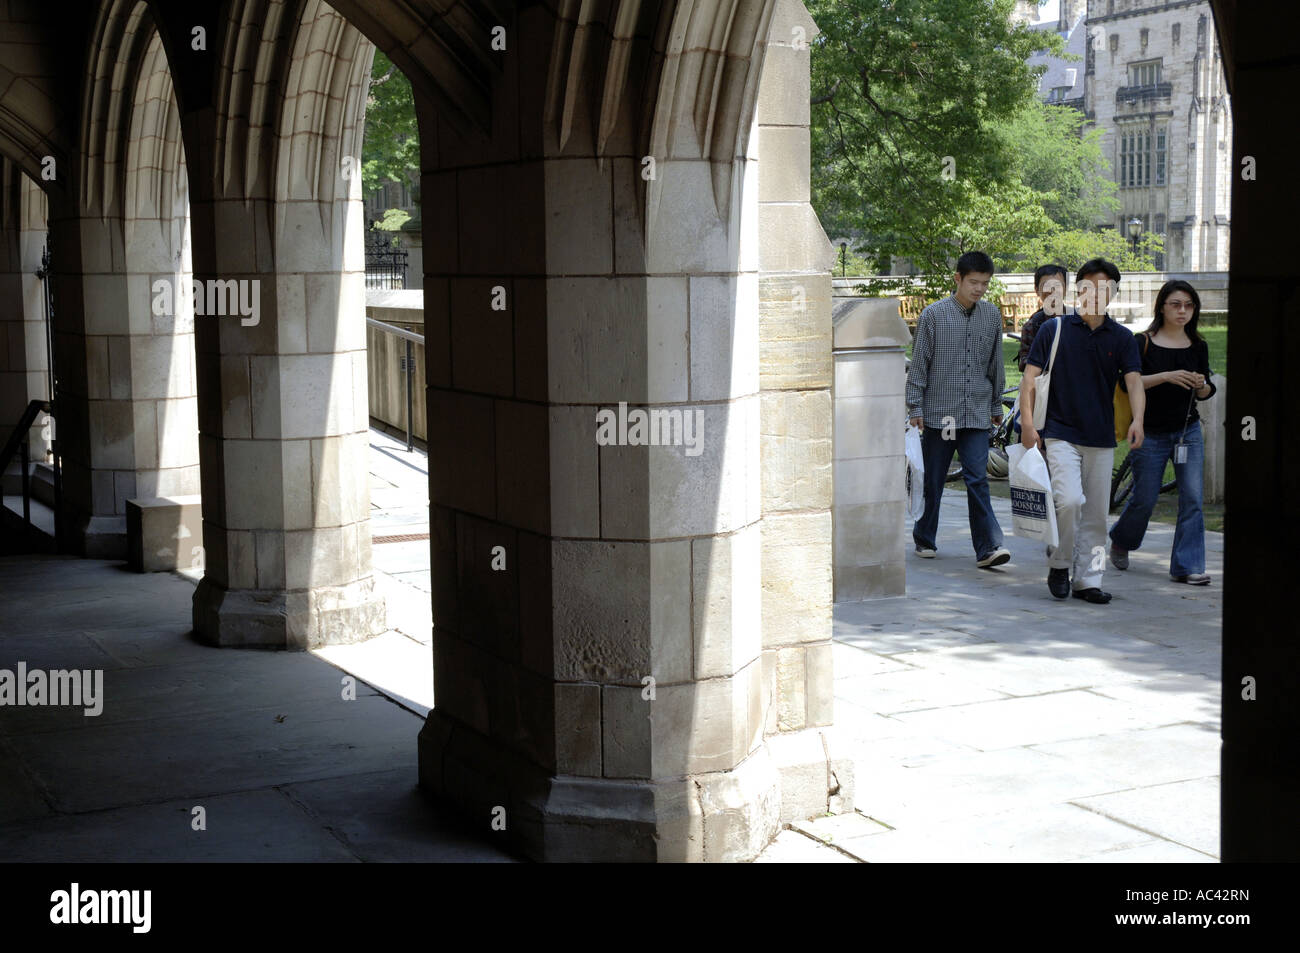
[809,0,1157,297]
[362,51,419,208]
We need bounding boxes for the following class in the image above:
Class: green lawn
[908,322,1227,533]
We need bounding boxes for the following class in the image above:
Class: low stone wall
[831,297,910,601]
[366,290,426,442]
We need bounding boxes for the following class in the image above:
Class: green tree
[809,0,1059,295]
[362,51,419,217]
[994,99,1118,232]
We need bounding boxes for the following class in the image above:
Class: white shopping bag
[904,423,925,523]
[1007,443,1059,548]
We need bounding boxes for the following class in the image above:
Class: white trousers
[1043,438,1114,591]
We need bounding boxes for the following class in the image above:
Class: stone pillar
[414,0,857,861]
[187,1,384,648]
[831,298,909,600]
[754,0,854,822]
[44,19,201,559]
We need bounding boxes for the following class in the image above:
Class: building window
[1155,214,1166,233]
[1119,126,1167,189]
[1172,23,1181,45]
[1129,60,1163,87]
[1140,28,1149,50]
[1048,85,1072,102]
[1109,34,1119,52]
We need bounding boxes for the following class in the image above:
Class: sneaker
[1109,545,1129,570]
[1171,573,1211,585]
[915,545,937,558]
[976,547,1011,569]
[1047,568,1070,599]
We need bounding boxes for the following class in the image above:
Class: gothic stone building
[1022,0,1232,272]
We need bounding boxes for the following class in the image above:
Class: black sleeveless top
[1133,333,1216,434]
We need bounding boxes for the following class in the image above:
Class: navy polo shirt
[1025,313,1141,448]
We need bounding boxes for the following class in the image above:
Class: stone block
[601,684,652,778]
[760,388,832,512]
[552,538,692,684]
[831,298,910,351]
[495,399,548,535]
[599,395,759,538]
[645,159,730,275]
[451,277,515,397]
[833,499,905,569]
[543,157,614,275]
[761,510,832,647]
[833,349,906,401]
[546,276,648,403]
[776,645,806,731]
[692,524,762,679]
[757,126,810,203]
[695,743,782,861]
[647,276,689,403]
[834,560,906,602]
[805,640,834,726]
[689,273,759,401]
[759,203,835,275]
[547,404,600,538]
[834,395,900,459]
[555,682,601,776]
[427,388,495,519]
[759,274,832,390]
[833,454,904,507]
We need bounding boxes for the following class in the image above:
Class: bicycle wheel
[946,454,964,482]
[1110,455,1135,512]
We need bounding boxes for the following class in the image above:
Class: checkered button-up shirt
[905,294,1005,430]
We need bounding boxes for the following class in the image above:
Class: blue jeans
[913,426,1004,557]
[1109,420,1206,576]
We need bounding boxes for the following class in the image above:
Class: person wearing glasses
[1108,280,1216,585]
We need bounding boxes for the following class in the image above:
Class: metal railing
[366,317,424,451]
[364,243,409,290]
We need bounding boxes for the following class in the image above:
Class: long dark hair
[1146,279,1203,345]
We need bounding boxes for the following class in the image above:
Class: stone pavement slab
[824,491,1223,863]
[1071,776,1220,856]
[835,802,1162,863]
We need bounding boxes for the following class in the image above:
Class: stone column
[831,298,910,600]
[415,0,854,861]
[187,3,385,648]
[754,0,854,822]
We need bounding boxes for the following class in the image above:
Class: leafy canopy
[808,0,1158,297]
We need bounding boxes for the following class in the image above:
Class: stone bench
[126,495,203,572]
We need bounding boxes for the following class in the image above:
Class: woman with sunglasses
[1108,280,1216,584]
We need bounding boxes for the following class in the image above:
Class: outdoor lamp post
[839,241,847,277]
[1127,216,1144,256]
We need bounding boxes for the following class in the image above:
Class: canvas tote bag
[1031,318,1062,431]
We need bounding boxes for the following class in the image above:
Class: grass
[908,322,1227,533]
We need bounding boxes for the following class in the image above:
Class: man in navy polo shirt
[1019,258,1145,604]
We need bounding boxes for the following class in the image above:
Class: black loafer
[1072,588,1112,604]
[1047,568,1070,599]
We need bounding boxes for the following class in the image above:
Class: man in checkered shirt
[905,250,1011,569]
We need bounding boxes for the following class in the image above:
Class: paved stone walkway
[782,486,1222,862]
[0,428,1222,861]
